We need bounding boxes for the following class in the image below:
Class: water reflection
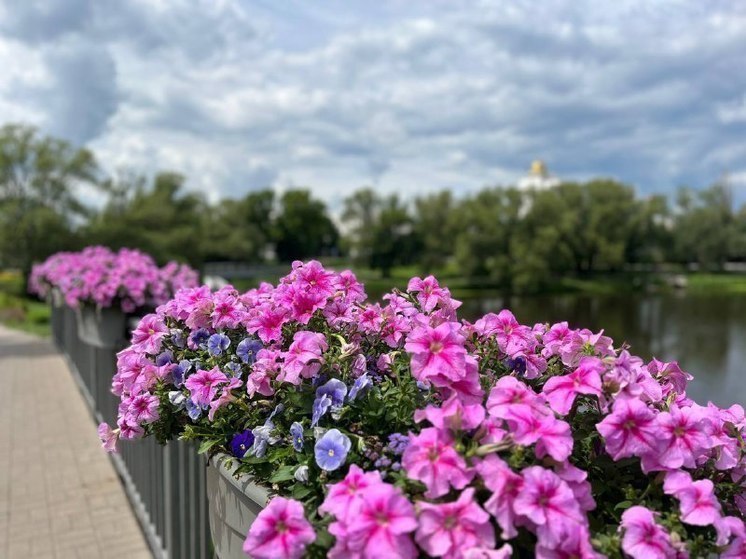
[458,293,746,408]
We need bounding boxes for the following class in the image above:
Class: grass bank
[0,271,50,337]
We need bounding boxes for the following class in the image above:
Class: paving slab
[0,325,151,559]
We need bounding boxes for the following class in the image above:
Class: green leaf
[269,465,296,483]
[614,501,633,510]
[197,438,220,455]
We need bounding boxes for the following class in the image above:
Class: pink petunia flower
[475,455,523,539]
[542,356,604,415]
[279,332,328,385]
[184,366,229,407]
[245,303,288,344]
[211,288,244,329]
[402,427,473,499]
[512,466,586,549]
[415,488,495,559]
[130,314,169,355]
[320,465,384,518]
[595,396,657,461]
[620,506,677,559]
[663,471,721,526]
[414,395,486,432]
[126,393,160,424]
[405,322,467,385]
[472,310,533,354]
[646,404,712,471]
[505,406,574,462]
[243,497,316,559]
[330,481,418,559]
[98,422,119,453]
[486,376,548,421]
[407,275,447,312]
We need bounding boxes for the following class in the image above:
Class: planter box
[207,454,270,559]
[75,305,127,348]
[50,287,64,308]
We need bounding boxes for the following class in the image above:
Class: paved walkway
[0,325,151,559]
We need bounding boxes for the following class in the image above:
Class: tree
[0,124,97,273]
[672,182,736,270]
[200,190,275,263]
[413,190,457,273]
[342,189,420,277]
[274,190,338,262]
[452,187,523,286]
[341,188,378,267]
[86,171,206,265]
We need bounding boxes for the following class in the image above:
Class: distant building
[517,159,560,191]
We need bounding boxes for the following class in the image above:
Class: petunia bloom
[542,356,604,415]
[243,497,316,559]
[415,488,495,559]
[402,427,473,499]
[595,396,657,461]
[620,506,677,559]
[184,366,229,407]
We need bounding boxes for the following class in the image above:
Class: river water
[455,293,746,408]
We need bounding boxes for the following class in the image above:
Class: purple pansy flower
[314,429,351,471]
[230,429,255,458]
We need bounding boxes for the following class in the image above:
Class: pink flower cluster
[101,260,746,558]
[29,246,199,312]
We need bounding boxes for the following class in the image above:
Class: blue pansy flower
[207,333,231,356]
[348,373,371,401]
[170,329,186,348]
[236,338,263,365]
[311,394,332,428]
[294,465,309,483]
[224,362,242,377]
[189,328,210,348]
[246,405,284,458]
[230,430,255,458]
[171,359,193,387]
[314,429,352,471]
[185,398,202,421]
[290,422,305,451]
[155,350,173,367]
[316,379,347,406]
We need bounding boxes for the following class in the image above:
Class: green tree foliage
[0,124,98,273]
[342,189,420,277]
[86,171,205,265]
[413,191,457,273]
[201,190,275,263]
[672,183,737,270]
[274,189,339,262]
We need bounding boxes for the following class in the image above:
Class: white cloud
[0,0,745,206]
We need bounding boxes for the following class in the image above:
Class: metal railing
[51,305,212,559]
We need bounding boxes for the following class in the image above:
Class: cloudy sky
[0,0,745,208]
